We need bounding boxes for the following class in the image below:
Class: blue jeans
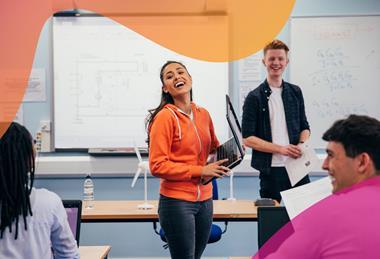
[158,195,213,259]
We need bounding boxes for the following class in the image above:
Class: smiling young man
[322,115,380,193]
[257,115,380,259]
[242,39,310,202]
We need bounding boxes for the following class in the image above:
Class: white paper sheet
[238,52,263,81]
[281,176,333,220]
[24,68,46,102]
[285,141,319,186]
[239,81,261,114]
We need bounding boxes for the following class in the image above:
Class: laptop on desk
[203,95,245,184]
[63,200,82,247]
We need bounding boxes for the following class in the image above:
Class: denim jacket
[241,80,310,173]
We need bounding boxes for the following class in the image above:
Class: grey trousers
[158,195,213,259]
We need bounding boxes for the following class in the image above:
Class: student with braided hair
[0,122,79,259]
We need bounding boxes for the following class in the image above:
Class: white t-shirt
[0,188,79,259]
[268,86,289,166]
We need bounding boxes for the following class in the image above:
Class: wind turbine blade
[131,168,142,188]
[134,145,143,163]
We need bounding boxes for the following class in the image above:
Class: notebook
[202,95,245,184]
[63,200,82,246]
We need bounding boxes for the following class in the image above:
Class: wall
[25,0,380,257]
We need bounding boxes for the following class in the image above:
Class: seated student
[256,114,380,259]
[0,122,79,259]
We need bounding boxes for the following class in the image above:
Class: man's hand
[280,144,302,159]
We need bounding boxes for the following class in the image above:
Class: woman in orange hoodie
[147,61,229,259]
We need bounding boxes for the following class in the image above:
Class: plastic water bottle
[83,173,94,209]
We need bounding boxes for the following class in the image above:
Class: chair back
[212,178,218,200]
[257,206,290,248]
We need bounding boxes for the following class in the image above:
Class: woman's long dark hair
[0,122,35,239]
[145,61,193,144]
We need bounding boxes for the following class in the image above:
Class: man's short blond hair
[263,39,289,56]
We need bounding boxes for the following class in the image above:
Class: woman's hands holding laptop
[201,159,230,179]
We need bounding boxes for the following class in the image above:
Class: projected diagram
[71,59,159,123]
[53,16,228,148]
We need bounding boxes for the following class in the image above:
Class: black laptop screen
[66,207,79,239]
[63,200,82,246]
[202,95,244,185]
[226,95,244,157]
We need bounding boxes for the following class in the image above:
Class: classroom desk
[79,245,111,259]
[82,200,259,223]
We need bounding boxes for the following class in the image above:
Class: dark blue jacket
[241,80,310,173]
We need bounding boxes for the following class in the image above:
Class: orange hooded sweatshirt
[149,103,219,202]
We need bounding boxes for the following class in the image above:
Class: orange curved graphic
[0,0,295,137]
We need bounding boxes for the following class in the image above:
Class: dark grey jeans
[158,195,213,259]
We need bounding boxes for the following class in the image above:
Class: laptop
[62,200,82,246]
[202,95,245,184]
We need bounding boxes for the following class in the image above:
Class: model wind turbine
[131,146,154,210]
[228,169,236,200]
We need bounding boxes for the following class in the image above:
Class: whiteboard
[53,15,229,149]
[290,16,380,148]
